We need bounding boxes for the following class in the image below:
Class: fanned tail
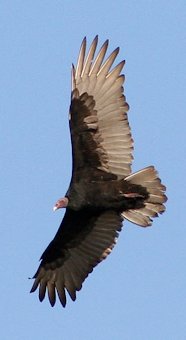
[122,166,167,227]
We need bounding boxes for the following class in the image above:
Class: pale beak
[53,197,69,211]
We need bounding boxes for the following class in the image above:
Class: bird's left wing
[30,209,122,307]
[69,36,133,180]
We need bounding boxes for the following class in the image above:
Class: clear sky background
[1,1,186,339]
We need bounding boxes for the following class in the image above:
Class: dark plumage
[30,36,167,307]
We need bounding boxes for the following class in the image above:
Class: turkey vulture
[30,36,167,307]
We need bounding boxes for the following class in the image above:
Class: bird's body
[66,177,148,211]
[30,36,167,307]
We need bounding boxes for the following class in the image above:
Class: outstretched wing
[70,36,133,180]
[30,209,122,307]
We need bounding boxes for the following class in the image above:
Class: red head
[53,197,69,211]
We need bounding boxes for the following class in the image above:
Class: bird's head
[53,197,69,211]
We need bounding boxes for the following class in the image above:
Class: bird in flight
[30,36,167,307]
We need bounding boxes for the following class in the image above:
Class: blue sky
[1,1,186,339]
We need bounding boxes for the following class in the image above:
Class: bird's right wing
[30,209,122,307]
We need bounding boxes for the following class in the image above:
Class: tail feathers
[122,166,167,227]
